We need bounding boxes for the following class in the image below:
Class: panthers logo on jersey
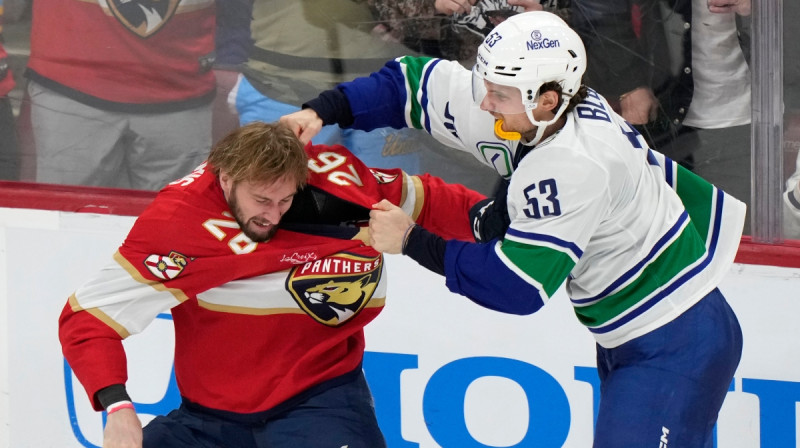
[286,252,382,326]
[106,0,180,38]
[369,169,399,184]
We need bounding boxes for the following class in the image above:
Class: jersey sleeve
[58,295,129,411]
[58,179,257,411]
[337,58,414,132]
[407,173,485,241]
[58,221,194,411]
[443,156,611,314]
[58,235,191,410]
[340,56,474,151]
[304,143,485,242]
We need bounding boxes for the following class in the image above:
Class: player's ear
[219,171,233,198]
[539,90,560,113]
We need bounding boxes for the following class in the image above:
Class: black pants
[143,371,386,448]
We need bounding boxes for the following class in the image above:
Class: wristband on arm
[96,383,133,413]
[106,400,135,415]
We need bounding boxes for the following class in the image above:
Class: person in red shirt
[21,0,216,190]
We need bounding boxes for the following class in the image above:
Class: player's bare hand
[279,109,323,145]
[707,0,750,16]
[619,87,658,125]
[369,199,415,254]
[435,0,476,15]
[507,0,544,12]
[103,408,143,448]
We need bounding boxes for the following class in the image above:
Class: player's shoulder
[512,135,612,204]
[521,146,608,181]
[405,56,471,84]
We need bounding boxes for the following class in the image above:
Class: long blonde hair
[208,121,308,189]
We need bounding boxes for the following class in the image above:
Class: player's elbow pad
[469,198,510,243]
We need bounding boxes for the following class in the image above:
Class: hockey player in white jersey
[281,11,745,447]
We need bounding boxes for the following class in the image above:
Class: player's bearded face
[224,177,297,243]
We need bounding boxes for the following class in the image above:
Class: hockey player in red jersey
[58,121,483,448]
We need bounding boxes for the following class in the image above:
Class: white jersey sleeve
[342,56,524,178]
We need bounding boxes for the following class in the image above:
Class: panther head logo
[106,0,181,38]
[304,276,370,308]
[286,252,382,326]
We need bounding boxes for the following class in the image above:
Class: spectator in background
[368,0,562,66]
[213,0,553,196]
[18,0,216,190]
[367,0,447,58]
[783,0,800,239]
[226,0,499,194]
[0,0,18,180]
[212,0,254,144]
[245,0,412,104]
[784,152,800,239]
[571,0,752,226]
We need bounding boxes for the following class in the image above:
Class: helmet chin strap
[523,99,570,146]
[492,96,571,144]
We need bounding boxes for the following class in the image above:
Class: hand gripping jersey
[336,56,746,348]
[59,143,483,413]
[26,0,215,110]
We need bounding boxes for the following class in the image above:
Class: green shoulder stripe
[500,240,575,298]
[397,56,434,130]
[673,163,714,242]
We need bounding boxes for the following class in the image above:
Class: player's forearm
[302,87,354,128]
[403,225,447,275]
[401,228,547,315]
[444,240,546,315]
[59,302,129,410]
[306,60,412,132]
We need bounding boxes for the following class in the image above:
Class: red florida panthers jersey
[59,143,484,413]
[26,0,216,109]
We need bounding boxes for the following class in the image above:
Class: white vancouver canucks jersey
[341,56,746,348]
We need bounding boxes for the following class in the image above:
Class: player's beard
[227,187,279,243]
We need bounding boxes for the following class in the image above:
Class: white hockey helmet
[472,11,586,117]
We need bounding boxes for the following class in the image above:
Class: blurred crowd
[0,0,798,238]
